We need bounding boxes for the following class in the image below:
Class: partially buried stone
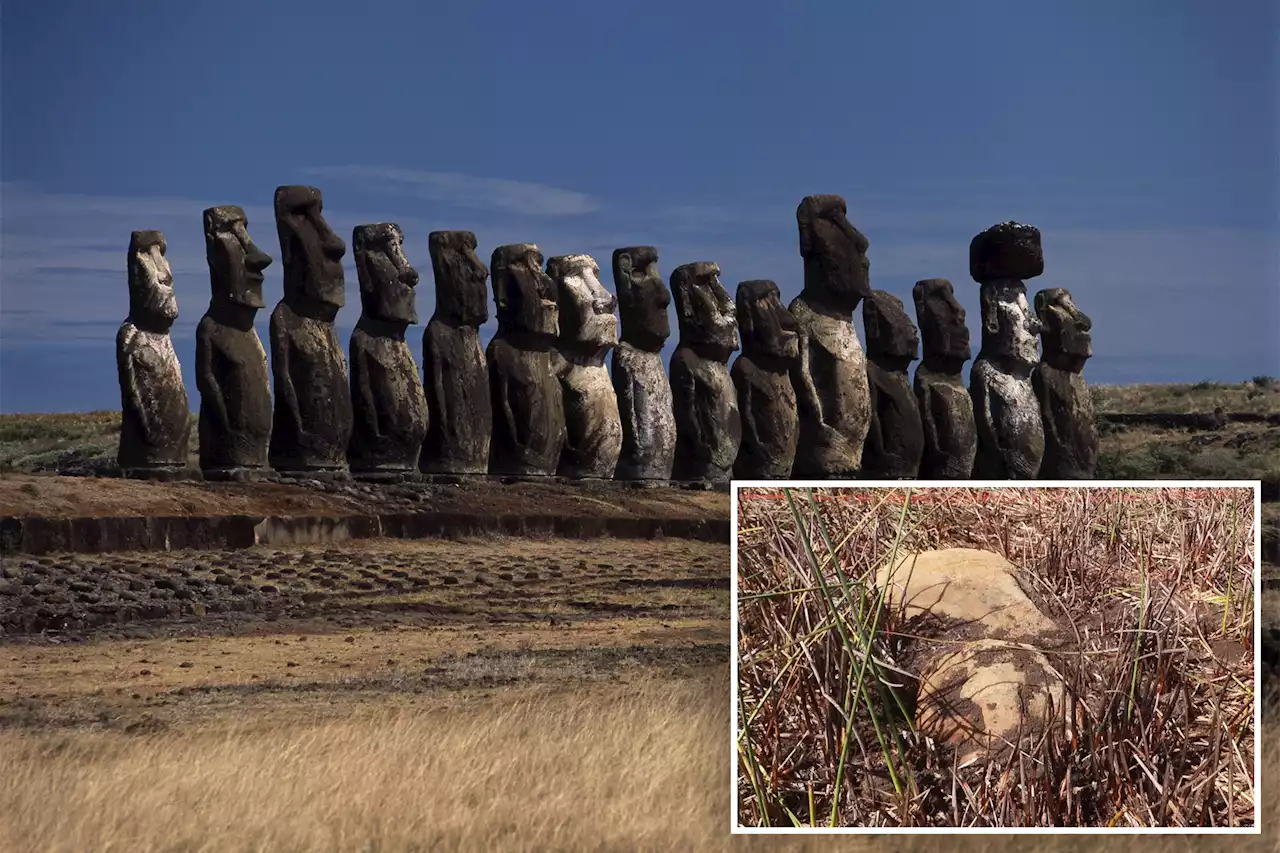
[268,186,354,476]
[347,223,428,480]
[912,278,976,479]
[1032,288,1098,479]
[861,290,923,478]
[196,206,273,481]
[487,244,566,478]
[669,262,741,485]
[117,230,191,479]
[731,280,799,480]
[548,253,622,480]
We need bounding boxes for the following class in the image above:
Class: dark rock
[669,262,740,484]
[862,290,923,478]
[116,230,191,478]
[1032,288,1098,479]
[970,221,1044,284]
[268,186,354,476]
[548,254,622,480]
[731,280,799,479]
[347,223,429,476]
[913,278,977,479]
[486,244,566,477]
[420,231,492,476]
[611,247,676,483]
[789,195,872,478]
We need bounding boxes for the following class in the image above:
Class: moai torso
[669,262,741,484]
[1032,288,1098,479]
[912,278,976,479]
[196,206,273,478]
[117,230,190,476]
[731,280,799,480]
[549,254,622,480]
[610,247,676,482]
[347,223,428,477]
[421,231,491,476]
[486,244,566,478]
[789,195,873,479]
[862,291,923,478]
[268,186,354,474]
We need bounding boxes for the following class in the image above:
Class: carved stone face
[428,230,489,327]
[982,281,1043,367]
[128,230,178,327]
[492,243,558,337]
[612,246,670,348]
[672,262,738,354]
[970,221,1044,284]
[736,279,798,360]
[912,278,971,363]
[274,185,347,308]
[863,290,919,362]
[204,206,272,310]
[547,254,617,348]
[1035,287,1092,363]
[797,194,871,310]
[353,223,419,325]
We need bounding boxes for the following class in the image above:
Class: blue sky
[2,0,1276,413]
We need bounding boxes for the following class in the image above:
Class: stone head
[491,243,558,337]
[353,223,419,325]
[127,230,178,329]
[547,254,617,349]
[912,278,971,365]
[1035,287,1092,368]
[671,262,738,356]
[796,194,871,311]
[970,221,1044,284]
[863,290,919,364]
[735,280,798,361]
[274,185,347,308]
[203,206,272,310]
[611,246,670,351]
[980,280,1043,367]
[428,230,489,327]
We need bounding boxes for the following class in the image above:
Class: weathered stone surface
[420,231,491,476]
[610,246,676,482]
[862,290,923,478]
[196,207,273,480]
[487,244,566,478]
[268,186,353,475]
[1033,288,1098,479]
[117,230,191,478]
[969,222,1045,480]
[669,262,740,484]
[912,278,976,479]
[548,254,622,480]
[790,195,872,478]
[346,223,428,478]
[731,280,799,480]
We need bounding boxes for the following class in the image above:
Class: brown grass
[1092,379,1280,415]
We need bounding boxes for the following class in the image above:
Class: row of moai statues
[116,188,1097,484]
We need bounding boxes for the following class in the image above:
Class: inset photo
[732,483,1260,832]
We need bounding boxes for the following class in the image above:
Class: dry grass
[735,486,1258,829]
[1092,379,1280,415]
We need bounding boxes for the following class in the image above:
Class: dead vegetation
[1091,377,1280,415]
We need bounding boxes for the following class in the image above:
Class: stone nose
[401,265,420,287]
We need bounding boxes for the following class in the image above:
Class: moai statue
[789,195,873,478]
[968,222,1046,479]
[116,230,191,479]
[487,243,566,478]
[195,206,273,481]
[346,223,428,480]
[1033,288,1098,479]
[548,254,622,480]
[610,246,676,484]
[267,185,354,477]
[420,231,492,478]
[862,290,924,478]
[669,262,741,485]
[912,278,977,479]
[731,280,799,480]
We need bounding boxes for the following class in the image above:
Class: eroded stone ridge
[912,278,976,479]
[731,280,799,480]
[1033,287,1098,479]
[862,290,923,478]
